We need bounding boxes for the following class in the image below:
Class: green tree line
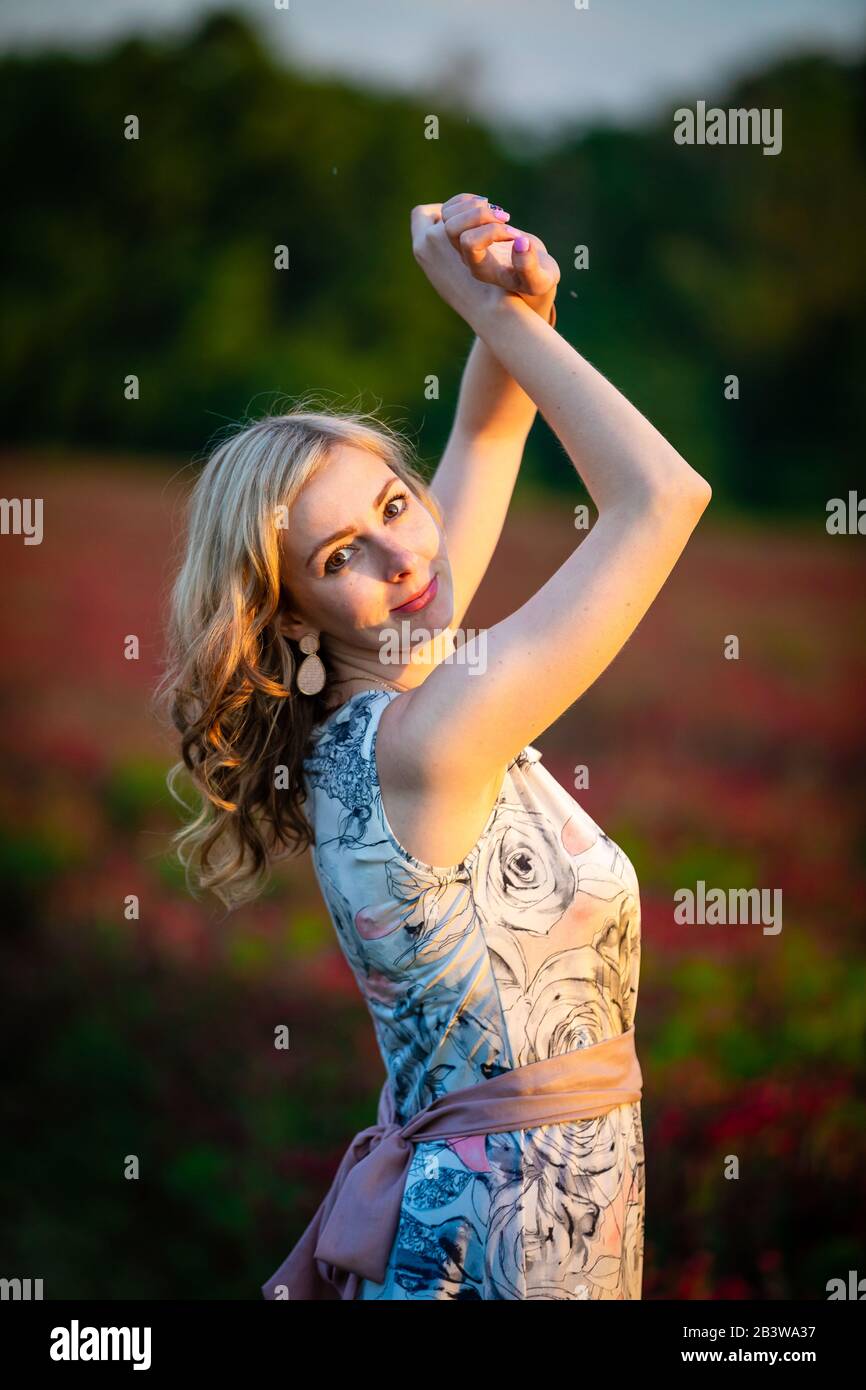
[2,9,864,512]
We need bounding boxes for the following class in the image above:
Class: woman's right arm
[399,218,712,787]
[472,287,710,513]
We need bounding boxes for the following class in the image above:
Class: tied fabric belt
[261,1024,642,1301]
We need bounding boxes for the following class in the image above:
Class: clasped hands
[411,192,560,324]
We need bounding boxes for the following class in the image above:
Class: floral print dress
[302,688,645,1300]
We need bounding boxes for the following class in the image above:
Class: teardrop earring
[295,632,326,695]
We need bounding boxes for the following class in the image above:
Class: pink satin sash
[261,1025,642,1300]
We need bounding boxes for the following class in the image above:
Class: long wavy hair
[153,396,443,912]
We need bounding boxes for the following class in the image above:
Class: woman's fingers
[442,196,510,252]
[512,233,562,294]
[507,235,548,294]
[440,194,488,244]
[458,221,520,264]
[409,203,443,240]
[441,191,514,216]
[451,219,551,294]
[440,197,551,287]
[440,192,487,218]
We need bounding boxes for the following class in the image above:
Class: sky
[2,0,864,139]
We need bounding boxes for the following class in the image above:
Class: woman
[158,193,712,1300]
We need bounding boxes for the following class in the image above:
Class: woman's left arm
[430,289,555,630]
[428,201,560,631]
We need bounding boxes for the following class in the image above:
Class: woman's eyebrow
[305,479,396,568]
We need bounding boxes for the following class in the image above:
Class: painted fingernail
[493,208,511,220]
[513,235,529,252]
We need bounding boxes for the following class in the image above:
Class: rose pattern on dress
[302,689,644,1299]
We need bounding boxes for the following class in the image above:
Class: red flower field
[1,450,863,1299]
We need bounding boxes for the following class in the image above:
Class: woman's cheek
[343,578,381,630]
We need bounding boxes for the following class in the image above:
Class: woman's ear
[278,614,307,642]
[276,587,307,642]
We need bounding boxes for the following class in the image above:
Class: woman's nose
[384,546,417,581]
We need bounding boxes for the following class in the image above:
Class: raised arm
[430,303,553,630]
[428,195,558,630]
[401,207,712,785]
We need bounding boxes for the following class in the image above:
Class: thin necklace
[326,674,407,702]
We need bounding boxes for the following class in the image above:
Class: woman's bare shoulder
[375,688,506,871]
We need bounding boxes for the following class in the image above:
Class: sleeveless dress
[301,688,645,1301]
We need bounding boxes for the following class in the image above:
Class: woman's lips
[392,574,438,613]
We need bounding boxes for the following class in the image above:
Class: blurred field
[1,450,864,1299]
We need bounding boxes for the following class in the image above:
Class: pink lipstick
[391,574,438,614]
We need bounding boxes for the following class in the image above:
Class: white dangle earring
[295,632,326,695]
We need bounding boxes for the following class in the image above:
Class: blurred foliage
[103,755,176,830]
[0,481,863,1297]
[2,9,864,511]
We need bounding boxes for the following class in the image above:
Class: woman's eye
[324,547,352,574]
[323,491,409,574]
[384,490,409,520]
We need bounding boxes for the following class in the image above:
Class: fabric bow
[261,1078,409,1300]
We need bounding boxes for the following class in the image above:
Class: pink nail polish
[513,235,529,253]
[493,208,510,221]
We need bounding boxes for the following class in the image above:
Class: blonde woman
[158,193,711,1301]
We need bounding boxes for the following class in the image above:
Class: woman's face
[277,444,452,654]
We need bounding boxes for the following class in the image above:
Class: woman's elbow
[661,472,712,514]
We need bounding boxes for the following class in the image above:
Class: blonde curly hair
[153,395,443,911]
